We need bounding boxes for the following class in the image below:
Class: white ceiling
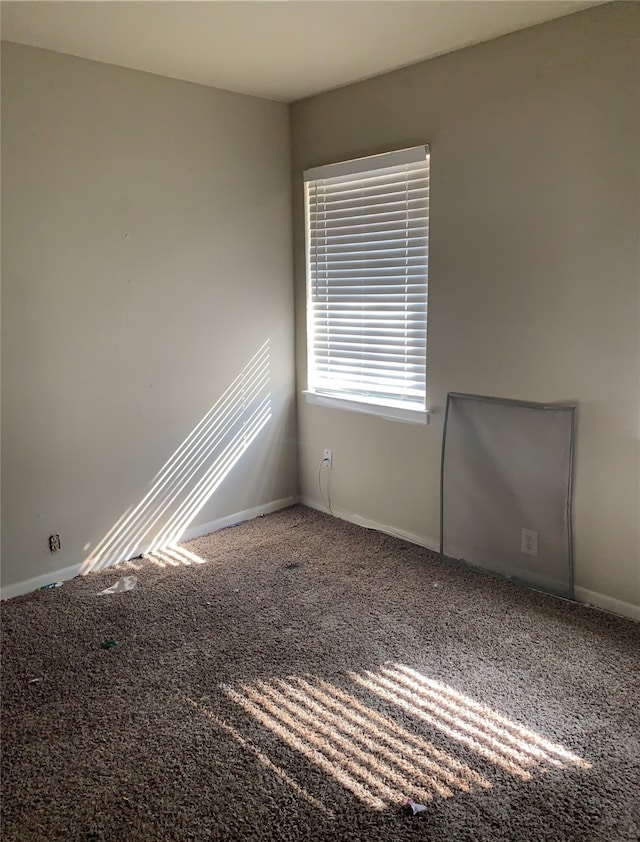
[0,1,604,102]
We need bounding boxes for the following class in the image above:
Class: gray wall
[1,43,297,590]
[291,3,640,612]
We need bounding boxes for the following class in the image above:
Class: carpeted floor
[2,505,639,841]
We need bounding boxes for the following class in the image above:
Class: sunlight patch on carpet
[188,699,335,817]
[221,665,591,810]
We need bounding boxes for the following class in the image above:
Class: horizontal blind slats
[314,238,428,252]
[312,226,427,239]
[311,190,429,213]
[306,148,429,407]
[311,208,428,224]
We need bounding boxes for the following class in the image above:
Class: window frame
[303,146,430,425]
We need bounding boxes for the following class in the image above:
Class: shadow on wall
[199,663,591,812]
[81,341,271,574]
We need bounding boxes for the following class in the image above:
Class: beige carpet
[2,505,639,841]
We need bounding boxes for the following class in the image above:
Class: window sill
[302,390,430,425]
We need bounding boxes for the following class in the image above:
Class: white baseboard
[1,496,299,600]
[574,587,640,622]
[445,541,573,599]
[300,496,440,553]
[179,496,298,542]
[1,562,88,601]
[5,495,637,624]
[300,496,639,624]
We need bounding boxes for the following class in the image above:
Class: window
[304,146,429,424]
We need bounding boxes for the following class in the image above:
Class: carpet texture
[2,505,639,841]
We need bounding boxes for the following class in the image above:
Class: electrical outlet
[49,534,61,553]
[520,528,538,557]
[323,449,332,469]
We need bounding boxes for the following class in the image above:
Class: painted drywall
[291,2,640,615]
[1,43,297,592]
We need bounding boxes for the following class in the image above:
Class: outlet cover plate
[520,528,538,557]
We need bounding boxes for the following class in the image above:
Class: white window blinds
[304,146,429,415]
